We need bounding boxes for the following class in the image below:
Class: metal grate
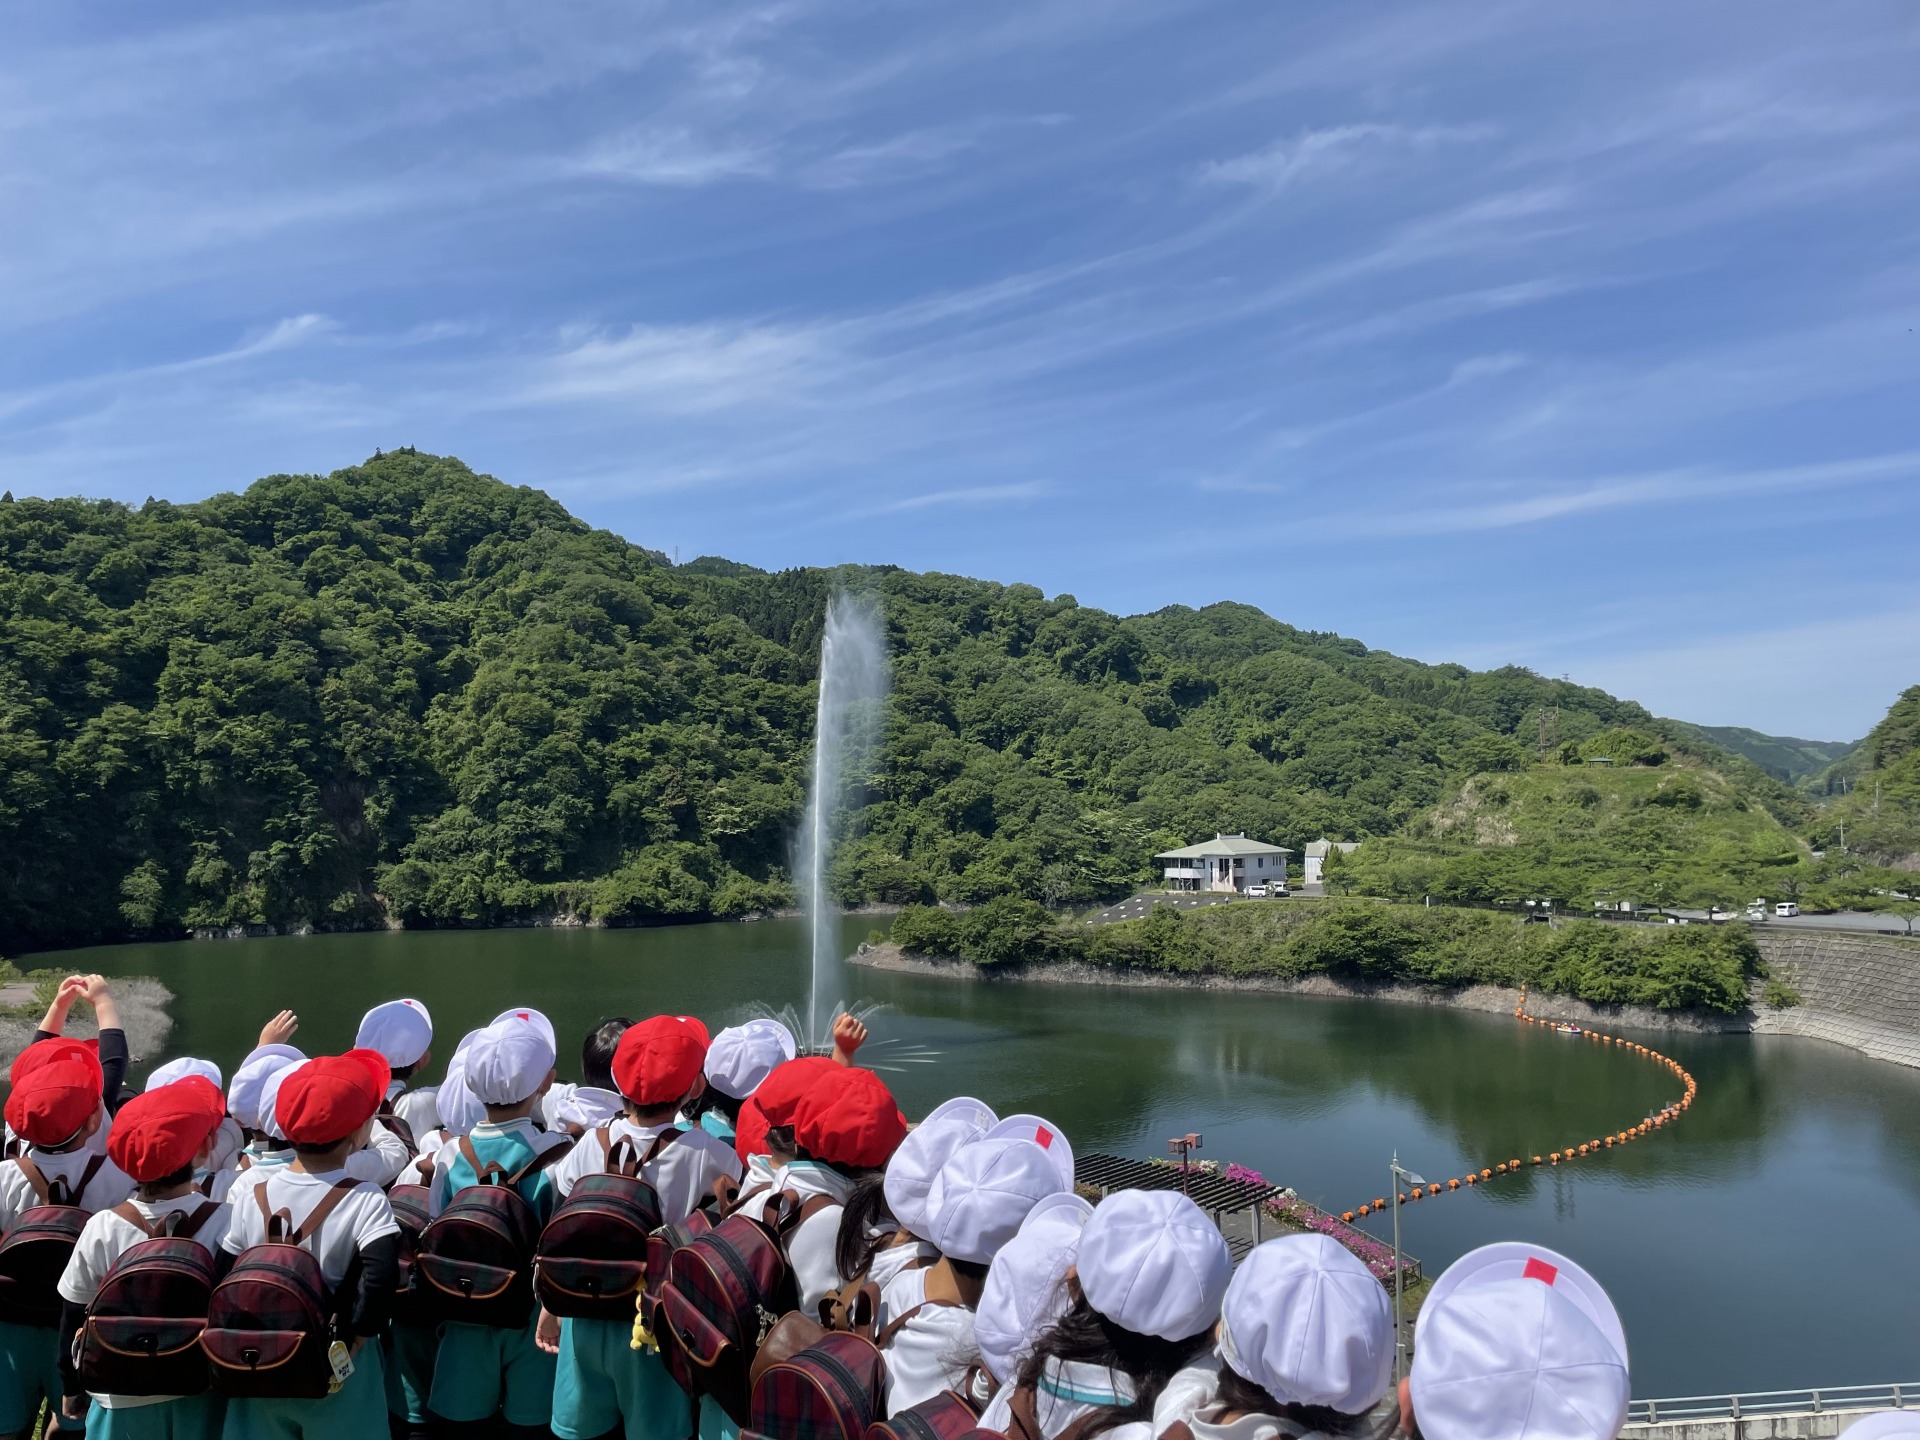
[1074,1153,1283,1213]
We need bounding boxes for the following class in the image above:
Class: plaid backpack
[743,1330,886,1440]
[201,1179,356,1398]
[865,1388,985,1440]
[532,1127,672,1320]
[74,1201,222,1396]
[0,1154,109,1326]
[388,1182,430,1324]
[656,1192,835,1424]
[411,1138,571,1328]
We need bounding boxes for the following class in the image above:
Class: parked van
[1774,901,1800,918]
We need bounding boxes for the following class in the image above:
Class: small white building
[1302,838,1360,886]
[1155,834,1292,893]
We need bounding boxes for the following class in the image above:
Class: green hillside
[1810,686,1920,874]
[1342,751,1808,911]
[0,451,1820,952]
[1664,722,1857,786]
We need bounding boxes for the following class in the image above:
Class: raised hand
[831,1012,868,1065]
[258,1010,300,1047]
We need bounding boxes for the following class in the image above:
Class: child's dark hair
[1213,1365,1391,1439]
[834,1172,897,1281]
[139,1162,196,1193]
[1015,1295,1211,1438]
[389,1060,418,1083]
[583,1018,632,1092]
[293,1139,350,1158]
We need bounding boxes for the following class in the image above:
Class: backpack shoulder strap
[458,1136,508,1186]
[110,1200,162,1237]
[73,1153,108,1201]
[12,1155,52,1206]
[1006,1384,1045,1440]
[172,1202,222,1241]
[636,1127,683,1168]
[875,1294,960,1348]
[289,1179,360,1245]
[506,1139,574,1187]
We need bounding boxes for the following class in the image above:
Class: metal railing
[1629,1382,1914,1425]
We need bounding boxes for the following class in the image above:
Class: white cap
[463,1017,557,1106]
[984,1113,1074,1194]
[1218,1236,1393,1415]
[976,1192,1092,1383]
[356,999,434,1069]
[259,1059,311,1142]
[884,1099,997,1241]
[1076,1189,1230,1341]
[147,1057,222,1092]
[547,1083,625,1131]
[435,1029,487,1137]
[228,1045,305,1131]
[491,1007,556,1055]
[1411,1244,1629,1440]
[1843,1415,1920,1440]
[704,1019,797,1100]
[925,1137,1067,1266]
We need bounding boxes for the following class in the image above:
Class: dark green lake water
[43,919,1920,1398]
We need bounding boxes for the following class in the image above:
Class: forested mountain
[0,452,1829,952]
[1664,722,1856,787]
[1810,686,1920,868]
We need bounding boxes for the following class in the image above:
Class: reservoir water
[44,918,1920,1398]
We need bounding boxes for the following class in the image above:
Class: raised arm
[34,976,89,1040]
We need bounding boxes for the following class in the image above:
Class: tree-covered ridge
[1809,685,1920,870]
[0,451,1826,952]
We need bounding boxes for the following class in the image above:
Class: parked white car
[1774,901,1800,917]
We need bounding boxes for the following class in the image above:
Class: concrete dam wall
[1752,930,1920,1069]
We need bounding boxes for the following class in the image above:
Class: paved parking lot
[1085,891,1245,925]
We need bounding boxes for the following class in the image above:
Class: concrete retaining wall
[1624,1408,1910,1440]
[1753,932,1920,1068]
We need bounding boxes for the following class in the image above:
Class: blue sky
[3,2,1916,740]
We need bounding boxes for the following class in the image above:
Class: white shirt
[550,1120,741,1226]
[869,1235,939,1293]
[220,1168,400,1290]
[879,1266,979,1413]
[0,1148,134,1229]
[354,1119,412,1188]
[395,1129,449,1188]
[977,1358,1147,1440]
[1189,1410,1329,1440]
[1156,1355,1224,1434]
[388,1082,441,1138]
[771,1160,857,1317]
[58,1193,233,1411]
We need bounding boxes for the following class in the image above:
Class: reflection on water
[47,918,1920,1398]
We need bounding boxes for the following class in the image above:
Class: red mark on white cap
[1523,1257,1559,1286]
[1036,1127,1054,1149]
[515,1012,530,1021]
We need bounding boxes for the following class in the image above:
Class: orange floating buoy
[1357,1205,1370,1217]
[1448,1178,1460,1190]
[1604,1137,1614,1147]
[1549,1151,1560,1162]
[1480,1168,1492,1180]
[1428,1184,1441,1196]
[1494,1162,1506,1174]
[1376,1198,1388,1209]
[1463,1173,1477,1185]
[1343,1211,1356,1222]
[1532,1155,1543,1165]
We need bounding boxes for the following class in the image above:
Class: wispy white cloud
[1202,123,1491,193]
[848,481,1051,519]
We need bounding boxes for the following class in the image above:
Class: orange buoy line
[1337,987,1698,1224]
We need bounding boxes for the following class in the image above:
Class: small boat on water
[1552,1023,1583,1035]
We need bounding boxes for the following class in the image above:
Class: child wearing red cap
[0,1037,136,1439]
[4,976,130,1164]
[782,1065,908,1316]
[217,1051,402,1440]
[52,1075,233,1437]
[542,1016,741,1440]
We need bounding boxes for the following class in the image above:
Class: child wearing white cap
[975,1188,1232,1440]
[421,1015,573,1437]
[869,1096,997,1292]
[1166,1235,1394,1440]
[356,998,441,1141]
[975,1192,1093,1402]
[692,1018,796,1145]
[879,1135,1068,1413]
[1402,1243,1630,1440]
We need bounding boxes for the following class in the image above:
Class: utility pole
[1390,1152,1426,1382]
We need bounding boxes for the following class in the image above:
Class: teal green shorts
[85,1394,223,1439]
[382,1318,440,1424]
[217,1339,386,1440]
[0,1320,86,1434]
[551,1318,693,1440]
[427,1314,555,1426]
[699,1392,738,1440]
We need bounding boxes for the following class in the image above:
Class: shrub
[1763,978,1802,1009]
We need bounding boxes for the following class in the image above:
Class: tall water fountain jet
[797,591,889,1047]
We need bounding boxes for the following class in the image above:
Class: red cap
[612,1016,709,1106]
[5,1059,102,1148]
[10,1037,102,1089]
[108,1076,226,1182]
[793,1067,907,1169]
[752,1056,838,1128]
[673,1015,711,1047]
[275,1051,385,1145]
[735,1095,771,1166]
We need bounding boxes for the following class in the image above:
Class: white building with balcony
[1155,834,1292,893]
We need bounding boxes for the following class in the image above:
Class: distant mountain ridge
[1663,722,1859,786]
[0,451,1884,951]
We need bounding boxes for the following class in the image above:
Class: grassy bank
[890,897,1763,1013]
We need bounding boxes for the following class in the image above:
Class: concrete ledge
[1624,1408,1908,1440]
